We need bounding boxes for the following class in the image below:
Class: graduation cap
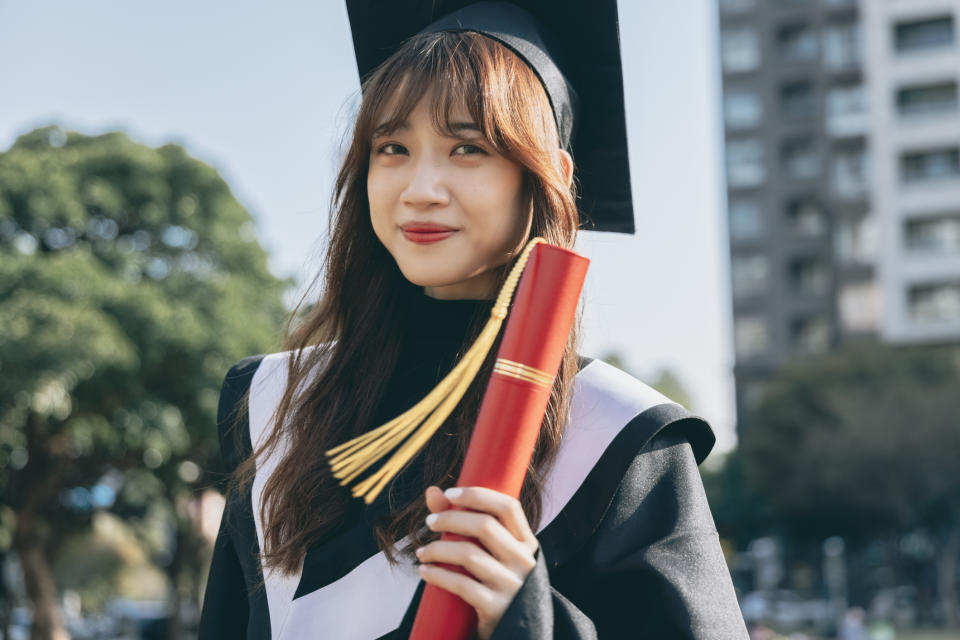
[345,0,635,234]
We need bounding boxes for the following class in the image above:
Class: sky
[0,1,737,455]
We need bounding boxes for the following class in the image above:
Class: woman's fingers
[416,540,522,591]
[424,485,450,513]
[417,563,506,620]
[418,485,541,640]
[442,486,539,553]
[425,506,536,573]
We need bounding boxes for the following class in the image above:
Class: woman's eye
[453,143,486,156]
[376,143,407,155]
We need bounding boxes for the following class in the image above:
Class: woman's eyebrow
[449,122,481,134]
[371,120,480,138]
[373,121,407,137]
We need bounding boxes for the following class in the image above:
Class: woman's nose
[400,159,450,208]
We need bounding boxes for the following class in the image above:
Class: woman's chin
[397,264,496,299]
[397,264,461,289]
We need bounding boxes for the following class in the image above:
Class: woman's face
[367,95,530,300]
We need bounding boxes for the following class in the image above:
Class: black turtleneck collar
[371,290,491,426]
[402,289,492,341]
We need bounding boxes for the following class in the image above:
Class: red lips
[401,223,458,244]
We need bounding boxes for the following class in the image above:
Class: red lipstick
[401,223,458,245]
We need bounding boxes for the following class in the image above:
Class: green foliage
[0,124,289,562]
[648,368,693,411]
[700,449,778,547]
[600,351,695,409]
[739,345,960,540]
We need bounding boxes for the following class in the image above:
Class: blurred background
[1,0,958,638]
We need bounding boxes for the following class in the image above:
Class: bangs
[360,31,539,153]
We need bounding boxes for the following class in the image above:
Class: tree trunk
[165,497,193,640]
[165,531,184,640]
[11,416,71,640]
[0,565,12,640]
[14,536,70,640]
[938,518,960,628]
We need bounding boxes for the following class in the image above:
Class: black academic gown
[198,293,748,639]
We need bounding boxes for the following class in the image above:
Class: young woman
[198,2,748,639]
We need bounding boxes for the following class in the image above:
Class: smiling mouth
[401,228,457,244]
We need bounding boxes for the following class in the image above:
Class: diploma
[409,243,590,640]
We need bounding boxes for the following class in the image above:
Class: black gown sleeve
[198,517,251,638]
[198,356,266,640]
[490,426,748,640]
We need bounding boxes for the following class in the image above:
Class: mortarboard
[345,0,635,234]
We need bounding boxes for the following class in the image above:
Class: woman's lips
[402,229,457,244]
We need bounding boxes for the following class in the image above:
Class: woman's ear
[556,149,574,188]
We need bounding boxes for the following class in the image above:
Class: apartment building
[862,1,960,343]
[717,0,960,427]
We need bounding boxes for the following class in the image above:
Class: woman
[199,2,748,638]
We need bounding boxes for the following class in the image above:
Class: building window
[786,198,826,237]
[777,23,819,63]
[900,147,960,183]
[824,22,861,70]
[831,146,870,198]
[720,0,754,13]
[896,81,959,118]
[729,199,764,240]
[732,254,770,300]
[734,316,770,359]
[781,137,820,181]
[827,83,868,136]
[722,28,761,73]
[905,214,960,252]
[780,80,817,120]
[790,315,832,354]
[834,216,876,265]
[838,282,881,333]
[788,255,830,295]
[894,15,955,53]
[726,139,766,187]
[725,88,763,130]
[909,281,960,322]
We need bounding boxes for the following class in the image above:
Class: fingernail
[425,513,438,527]
[415,547,424,556]
[444,487,463,499]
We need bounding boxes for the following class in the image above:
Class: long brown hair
[230,31,581,574]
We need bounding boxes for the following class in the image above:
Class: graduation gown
[198,294,748,639]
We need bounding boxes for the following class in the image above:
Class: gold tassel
[325,237,547,503]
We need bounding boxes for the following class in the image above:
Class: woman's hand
[416,485,540,640]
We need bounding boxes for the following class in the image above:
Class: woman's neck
[421,269,499,301]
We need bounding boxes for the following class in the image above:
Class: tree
[700,448,778,549]
[599,351,695,409]
[740,345,960,626]
[0,126,290,639]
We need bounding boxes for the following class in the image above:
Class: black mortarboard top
[345,0,635,234]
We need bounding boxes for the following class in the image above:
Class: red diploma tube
[410,243,590,640]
